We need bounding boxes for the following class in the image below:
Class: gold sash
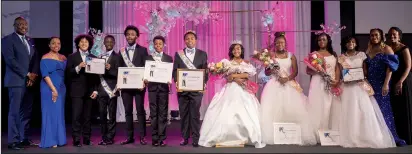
[338,55,374,96]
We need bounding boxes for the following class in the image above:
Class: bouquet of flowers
[251,49,281,77]
[208,59,230,76]
[304,52,342,96]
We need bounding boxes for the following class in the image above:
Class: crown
[185,30,196,34]
[231,40,242,45]
[314,23,346,36]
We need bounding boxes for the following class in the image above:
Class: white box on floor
[318,130,340,146]
[273,123,302,145]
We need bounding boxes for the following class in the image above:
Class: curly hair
[124,25,140,37]
[74,34,94,51]
[341,36,359,52]
[228,43,245,60]
[370,28,385,45]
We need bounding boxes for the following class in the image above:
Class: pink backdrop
[102,1,296,118]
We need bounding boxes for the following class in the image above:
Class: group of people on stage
[2,16,412,150]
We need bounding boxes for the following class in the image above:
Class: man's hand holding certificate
[85,57,106,74]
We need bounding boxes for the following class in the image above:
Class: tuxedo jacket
[98,51,122,97]
[172,48,208,95]
[1,33,39,87]
[120,44,149,67]
[146,53,173,92]
[65,51,99,97]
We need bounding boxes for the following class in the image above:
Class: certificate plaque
[318,130,340,146]
[85,57,106,74]
[117,67,145,89]
[177,69,205,92]
[273,123,302,145]
[143,60,173,84]
[343,68,364,82]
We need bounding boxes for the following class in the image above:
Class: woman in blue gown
[39,37,67,148]
[365,28,407,146]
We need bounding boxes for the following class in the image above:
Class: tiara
[231,40,242,45]
[314,22,346,36]
[185,30,196,34]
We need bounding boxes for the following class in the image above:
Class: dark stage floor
[2,121,412,153]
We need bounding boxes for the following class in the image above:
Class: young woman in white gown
[198,41,265,148]
[306,33,341,143]
[337,36,396,148]
[260,32,317,145]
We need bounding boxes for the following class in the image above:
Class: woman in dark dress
[365,28,407,146]
[388,27,412,145]
[39,37,67,148]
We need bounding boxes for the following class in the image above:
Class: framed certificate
[117,67,145,89]
[143,60,173,84]
[85,57,106,74]
[273,123,302,145]
[343,68,364,82]
[176,69,205,92]
[318,130,340,146]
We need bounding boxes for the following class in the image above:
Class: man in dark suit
[2,17,40,150]
[172,30,208,147]
[144,36,173,147]
[66,34,99,147]
[118,25,149,145]
[96,35,121,145]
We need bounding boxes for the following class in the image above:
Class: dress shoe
[105,139,114,145]
[120,138,135,145]
[83,140,93,146]
[98,140,108,145]
[180,139,189,146]
[20,139,38,146]
[8,143,23,150]
[160,141,167,147]
[152,141,159,147]
[73,141,82,147]
[140,137,147,145]
[192,142,199,147]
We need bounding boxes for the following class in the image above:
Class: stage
[1,121,412,153]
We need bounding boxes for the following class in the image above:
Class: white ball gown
[338,52,396,148]
[306,53,341,142]
[260,53,317,145]
[198,60,266,148]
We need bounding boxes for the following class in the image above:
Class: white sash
[99,75,118,98]
[120,48,136,67]
[178,50,196,69]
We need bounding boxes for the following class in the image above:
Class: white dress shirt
[127,44,136,60]
[185,47,196,62]
[75,50,89,74]
[153,51,163,62]
[102,50,113,62]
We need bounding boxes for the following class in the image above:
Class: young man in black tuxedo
[172,31,208,147]
[144,36,173,147]
[118,25,149,145]
[96,35,121,145]
[66,34,99,147]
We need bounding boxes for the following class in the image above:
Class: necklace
[275,51,287,59]
[345,51,357,57]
